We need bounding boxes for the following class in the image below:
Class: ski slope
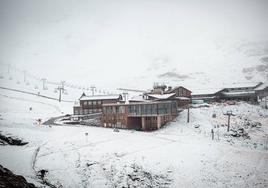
[0,88,268,187]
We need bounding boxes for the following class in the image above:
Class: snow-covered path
[0,89,268,187]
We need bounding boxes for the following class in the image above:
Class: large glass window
[166,103,171,114]
[144,104,152,115]
[152,104,157,114]
[107,107,112,114]
[158,103,167,114]
[128,106,132,114]
[141,105,145,115]
[119,106,125,113]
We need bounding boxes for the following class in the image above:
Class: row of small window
[144,117,158,120]
[131,104,173,115]
[177,89,188,96]
[103,122,124,128]
[103,106,125,114]
[74,108,102,115]
[103,103,175,115]
[82,100,102,106]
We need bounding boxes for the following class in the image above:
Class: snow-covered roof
[192,96,216,99]
[168,86,191,93]
[129,95,147,102]
[192,88,224,95]
[102,100,174,107]
[221,91,255,97]
[222,82,262,89]
[192,82,263,95]
[175,97,190,100]
[146,93,176,99]
[80,94,120,101]
[254,83,268,91]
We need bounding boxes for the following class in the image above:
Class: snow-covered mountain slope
[0,63,120,101]
[119,40,268,91]
[0,0,268,92]
[0,88,268,187]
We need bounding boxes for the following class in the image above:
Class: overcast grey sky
[0,0,268,88]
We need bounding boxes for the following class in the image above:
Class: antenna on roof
[90,85,96,96]
[122,92,128,103]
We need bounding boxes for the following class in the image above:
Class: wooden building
[192,82,265,103]
[145,84,192,108]
[164,86,191,107]
[73,94,122,115]
[218,82,262,102]
[101,101,178,131]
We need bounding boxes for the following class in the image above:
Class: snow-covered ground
[0,88,268,187]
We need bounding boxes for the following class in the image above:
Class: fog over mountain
[0,0,268,91]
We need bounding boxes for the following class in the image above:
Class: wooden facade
[73,94,122,115]
[165,86,191,107]
[101,101,178,131]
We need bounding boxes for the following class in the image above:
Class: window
[128,106,132,113]
[145,104,152,115]
[141,105,145,114]
[83,101,87,106]
[93,101,97,105]
[119,106,125,113]
[152,104,157,114]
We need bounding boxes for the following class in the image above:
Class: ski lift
[34,85,38,89]
[54,88,58,93]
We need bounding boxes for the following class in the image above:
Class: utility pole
[187,106,190,123]
[211,129,214,140]
[223,110,235,132]
[90,85,96,96]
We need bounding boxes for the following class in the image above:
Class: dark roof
[165,86,191,94]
